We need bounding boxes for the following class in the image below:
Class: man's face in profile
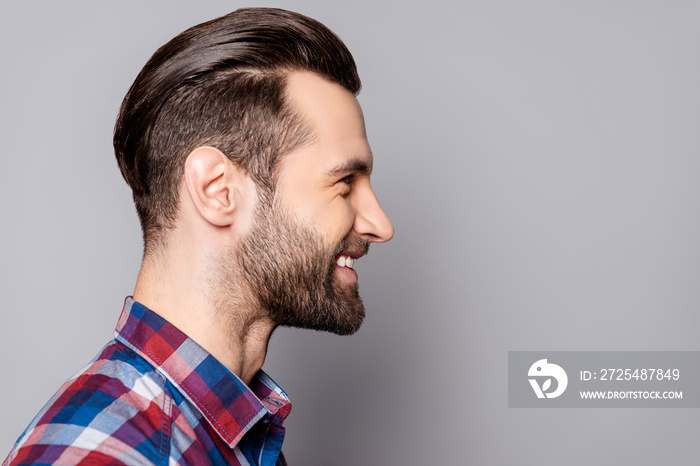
[229,71,394,335]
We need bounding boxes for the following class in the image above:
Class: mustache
[332,235,370,258]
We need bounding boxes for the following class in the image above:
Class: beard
[222,195,369,336]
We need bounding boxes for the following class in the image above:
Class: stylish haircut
[113,7,361,252]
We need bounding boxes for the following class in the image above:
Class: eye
[337,174,353,197]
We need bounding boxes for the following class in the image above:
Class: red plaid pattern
[3,298,291,465]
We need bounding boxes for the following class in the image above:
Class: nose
[353,186,394,243]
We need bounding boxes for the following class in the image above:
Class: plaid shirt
[3,298,292,465]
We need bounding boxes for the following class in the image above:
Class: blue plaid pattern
[3,298,291,465]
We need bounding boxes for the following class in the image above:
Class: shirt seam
[158,370,172,466]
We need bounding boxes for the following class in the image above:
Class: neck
[133,244,276,385]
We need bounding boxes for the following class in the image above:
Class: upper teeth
[336,255,355,269]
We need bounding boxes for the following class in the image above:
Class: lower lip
[335,265,358,283]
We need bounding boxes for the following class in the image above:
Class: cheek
[324,200,355,238]
[277,177,356,240]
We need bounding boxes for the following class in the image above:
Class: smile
[335,255,355,269]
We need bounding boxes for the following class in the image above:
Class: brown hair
[113,7,361,252]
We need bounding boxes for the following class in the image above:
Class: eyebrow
[326,157,373,178]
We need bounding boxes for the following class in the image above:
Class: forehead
[281,71,372,172]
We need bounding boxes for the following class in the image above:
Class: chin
[276,291,366,336]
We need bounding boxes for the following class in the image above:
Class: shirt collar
[114,297,291,448]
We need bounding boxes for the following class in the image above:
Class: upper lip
[336,250,365,260]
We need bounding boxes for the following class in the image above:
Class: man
[4,7,392,466]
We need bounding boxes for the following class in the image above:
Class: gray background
[2,1,700,465]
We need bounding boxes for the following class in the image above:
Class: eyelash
[339,175,354,185]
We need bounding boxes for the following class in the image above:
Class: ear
[183,146,246,227]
